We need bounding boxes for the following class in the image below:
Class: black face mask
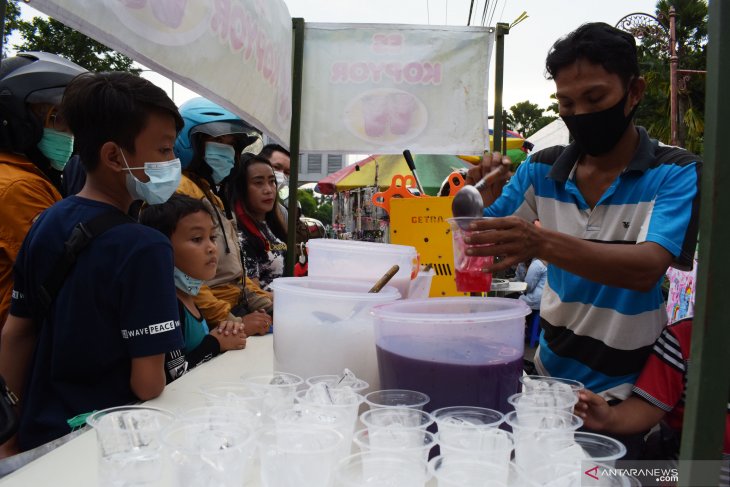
[561,90,638,156]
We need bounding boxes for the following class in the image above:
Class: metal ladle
[451,166,506,219]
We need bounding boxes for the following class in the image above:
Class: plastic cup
[178,404,260,428]
[242,372,303,418]
[519,375,585,397]
[336,451,430,487]
[199,381,266,416]
[507,391,578,417]
[364,389,430,410]
[447,217,494,293]
[429,455,508,487]
[161,421,255,487]
[504,409,584,473]
[360,407,434,431]
[258,426,343,487]
[353,428,437,463]
[294,387,363,456]
[432,406,503,444]
[306,374,370,393]
[437,428,513,467]
[572,432,627,466]
[86,405,175,487]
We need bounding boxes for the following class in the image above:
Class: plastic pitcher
[306,239,418,297]
[271,277,400,392]
[371,297,530,414]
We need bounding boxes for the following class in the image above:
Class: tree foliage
[2,1,21,58]
[633,0,707,153]
[3,1,137,73]
[505,100,557,138]
[13,16,138,73]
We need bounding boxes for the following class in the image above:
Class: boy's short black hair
[259,143,290,160]
[60,71,184,172]
[545,22,640,87]
[139,193,214,238]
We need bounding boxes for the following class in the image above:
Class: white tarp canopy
[29,0,293,146]
[27,3,497,155]
[301,24,494,155]
[526,118,570,153]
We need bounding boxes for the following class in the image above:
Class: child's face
[171,211,218,281]
[245,162,277,219]
[122,111,178,182]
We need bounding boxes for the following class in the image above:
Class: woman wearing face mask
[173,97,273,337]
[227,154,288,293]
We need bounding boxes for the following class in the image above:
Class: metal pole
[492,23,509,154]
[669,6,679,146]
[0,0,7,60]
[679,1,730,485]
[285,18,304,277]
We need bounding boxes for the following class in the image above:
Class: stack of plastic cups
[341,405,434,486]
[430,406,512,486]
[241,372,303,422]
[506,375,630,485]
[293,384,364,458]
[87,406,175,487]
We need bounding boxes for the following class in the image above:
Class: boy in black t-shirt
[0,72,186,454]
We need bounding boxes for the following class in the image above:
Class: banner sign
[301,24,493,154]
[29,0,293,146]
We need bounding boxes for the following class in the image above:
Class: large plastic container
[372,297,530,414]
[271,277,401,392]
[306,239,418,298]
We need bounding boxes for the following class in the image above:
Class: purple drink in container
[372,297,530,414]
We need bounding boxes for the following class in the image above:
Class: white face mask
[118,148,181,205]
[274,171,289,200]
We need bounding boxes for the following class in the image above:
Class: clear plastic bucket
[306,239,418,297]
[271,277,401,392]
[372,297,530,413]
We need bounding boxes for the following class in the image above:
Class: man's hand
[216,319,245,337]
[465,151,513,207]
[242,310,272,336]
[463,216,542,273]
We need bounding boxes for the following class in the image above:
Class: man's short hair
[60,72,183,172]
[259,143,290,160]
[139,193,213,238]
[545,22,639,87]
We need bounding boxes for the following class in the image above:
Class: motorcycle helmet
[174,97,262,169]
[0,52,87,154]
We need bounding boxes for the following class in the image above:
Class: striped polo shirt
[484,127,701,400]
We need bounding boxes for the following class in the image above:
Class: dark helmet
[174,97,262,169]
[0,52,87,154]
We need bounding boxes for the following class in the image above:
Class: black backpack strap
[37,210,134,318]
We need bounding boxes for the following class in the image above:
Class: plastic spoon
[312,265,400,324]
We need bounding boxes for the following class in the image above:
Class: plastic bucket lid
[371,297,530,323]
[271,277,401,301]
[307,239,416,256]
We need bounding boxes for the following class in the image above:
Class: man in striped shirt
[467,24,700,404]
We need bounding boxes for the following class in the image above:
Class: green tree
[297,189,318,218]
[506,100,557,138]
[314,201,332,225]
[633,0,707,153]
[2,1,21,58]
[13,16,138,73]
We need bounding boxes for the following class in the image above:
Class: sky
[13,0,658,116]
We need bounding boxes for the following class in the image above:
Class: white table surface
[491,281,527,293]
[0,334,275,487]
